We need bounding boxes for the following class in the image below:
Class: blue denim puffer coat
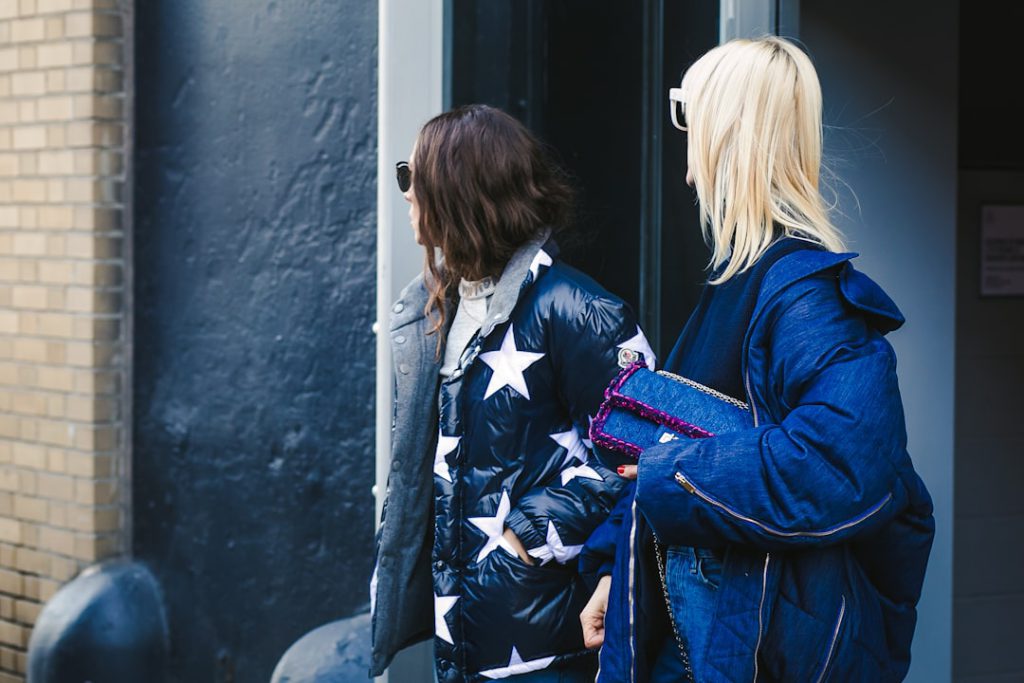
[582,250,935,682]
[371,232,644,682]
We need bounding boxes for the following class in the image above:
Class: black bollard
[27,561,169,683]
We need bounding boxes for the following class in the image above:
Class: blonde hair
[681,36,845,283]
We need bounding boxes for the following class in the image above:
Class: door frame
[375,0,445,680]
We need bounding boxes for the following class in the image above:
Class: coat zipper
[627,499,638,683]
[738,369,864,682]
[753,552,770,682]
[815,595,846,683]
[746,368,766,683]
[744,367,760,428]
[673,472,894,539]
[688,366,895,539]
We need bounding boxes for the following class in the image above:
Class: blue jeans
[650,546,722,682]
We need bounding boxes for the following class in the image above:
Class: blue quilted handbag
[589,361,753,459]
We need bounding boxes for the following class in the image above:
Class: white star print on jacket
[617,325,657,370]
[434,594,459,645]
[434,430,461,483]
[479,646,557,679]
[479,324,545,400]
[526,521,585,566]
[550,425,602,486]
[467,489,517,562]
[549,427,588,468]
[559,461,603,486]
[528,248,553,280]
[582,415,595,450]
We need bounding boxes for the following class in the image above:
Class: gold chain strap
[655,370,751,411]
[645,367,741,681]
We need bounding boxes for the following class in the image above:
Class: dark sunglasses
[396,161,411,193]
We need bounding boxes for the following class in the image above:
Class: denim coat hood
[584,250,934,682]
[371,231,644,682]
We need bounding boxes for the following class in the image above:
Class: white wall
[800,3,957,681]
[376,0,444,680]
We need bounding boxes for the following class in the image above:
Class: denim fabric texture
[582,251,935,683]
[645,547,723,682]
[662,547,722,681]
[590,363,754,460]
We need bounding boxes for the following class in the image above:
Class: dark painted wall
[658,1,720,354]
[959,3,1024,169]
[133,2,377,681]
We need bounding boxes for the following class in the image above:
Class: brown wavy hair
[412,104,574,348]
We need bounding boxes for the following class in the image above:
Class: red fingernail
[617,466,625,474]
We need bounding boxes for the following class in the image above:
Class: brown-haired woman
[369,104,655,683]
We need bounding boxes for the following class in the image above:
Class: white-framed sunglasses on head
[668,87,687,132]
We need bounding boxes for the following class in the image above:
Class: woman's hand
[580,575,612,649]
[617,464,637,480]
[502,527,534,565]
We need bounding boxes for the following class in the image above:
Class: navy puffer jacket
[371,232,648,682]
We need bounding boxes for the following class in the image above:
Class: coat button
[393,303,405,314]
[434,560,444,570]
[398,363,410,374]
[391,459,402,472]
[394,335,406,344]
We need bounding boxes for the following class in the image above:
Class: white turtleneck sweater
[440,277,497,378]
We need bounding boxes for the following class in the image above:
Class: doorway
[449,0,720,355]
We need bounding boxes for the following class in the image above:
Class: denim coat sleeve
[578,481,635,584]
[635,273,911,551]
[504,295,636,555]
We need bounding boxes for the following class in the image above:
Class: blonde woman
[579,37,934,681]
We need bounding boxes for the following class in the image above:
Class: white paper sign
[981,205,1024,296]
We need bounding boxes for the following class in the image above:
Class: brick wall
[0,0,126,679]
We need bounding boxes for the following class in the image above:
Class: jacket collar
[441,230,557,379]
[753,250,857,323]
[477,228,556,339]
[738,248,905,423]
[750,249,905,336]
[388,228,556,334]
